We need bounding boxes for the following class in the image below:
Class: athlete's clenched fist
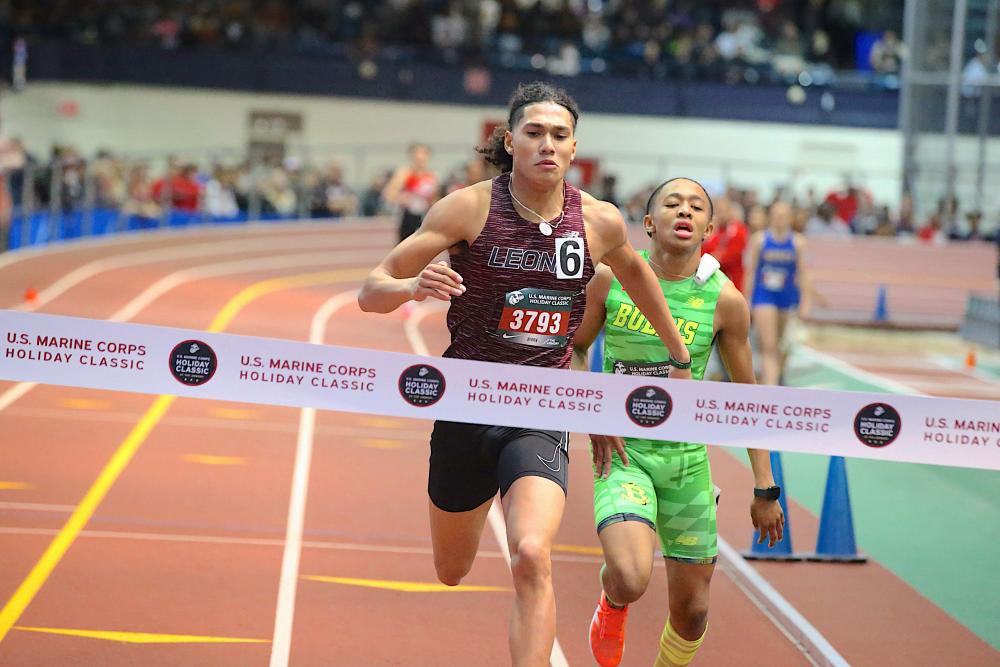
[410,261,467,302]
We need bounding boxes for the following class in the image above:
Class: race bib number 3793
[497,288,573,348]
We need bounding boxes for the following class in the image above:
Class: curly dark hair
[477,81,580,173]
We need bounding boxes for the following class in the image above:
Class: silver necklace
[647,254,692,280]
[507,174,564,236]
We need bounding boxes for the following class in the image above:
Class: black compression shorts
[428,421,570,512]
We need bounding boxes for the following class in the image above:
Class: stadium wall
[0,80,971,209]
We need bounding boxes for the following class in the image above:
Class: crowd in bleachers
[1,136,995,253]
[3,0,901,83]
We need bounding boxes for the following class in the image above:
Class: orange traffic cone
[965,349,977,370]
[23,287,38,303]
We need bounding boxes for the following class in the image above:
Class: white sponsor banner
[2,311,998,471]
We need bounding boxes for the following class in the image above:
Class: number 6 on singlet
[555,237,584,279]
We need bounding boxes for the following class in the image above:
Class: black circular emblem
[854,402,902,448]
[169,340,217,386]
[625,385,672,428]
[398,364,445,407]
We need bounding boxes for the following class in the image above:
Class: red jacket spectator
[702,199,749,292]
[152,165,202,212]
[825,185,871,228]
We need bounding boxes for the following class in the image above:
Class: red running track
[0,221,994,666]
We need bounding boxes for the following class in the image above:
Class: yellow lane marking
[59,398,112,411]
[0,482,34,491]
[182,454,246,466]
[0,267,369,644]
[207,407,260,420]
[14,626,268,644]
[354,416,407,429]
[301,575,511,593]
[553,544,603,556]
[360,439,408,450]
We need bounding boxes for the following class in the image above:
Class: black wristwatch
[666,354,692,370]
[754,485,781,501]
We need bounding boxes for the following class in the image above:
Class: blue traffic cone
[806,457,867,563]
[742,452,803,561]
[873,285,889,323]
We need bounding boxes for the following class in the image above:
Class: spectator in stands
[0,136,26,244]
[445,157,487,195]
[702,194,749,292]
[91,150,126,209]
[322,163,358,218]
[806,201,850,238]
[260,168,297,217]
[122,163,160,222]
[204,166,241,219]
[54,148,86,212]
[152,163,202,212]
[917,213,946,244]
[949,211,996,243]
[869,30,904,74]
[360,170,391,217]
[896,191,916,235]
[872,206,897,237]
[2,140,35,248]
[771,20,806,75]
[596,173,621,209]
[746,203,768,233]
[824,178,871,229]
[962,48,992,98]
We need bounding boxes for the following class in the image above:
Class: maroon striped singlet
[445,173,595,369]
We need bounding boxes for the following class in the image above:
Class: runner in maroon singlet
[359,82,692,666]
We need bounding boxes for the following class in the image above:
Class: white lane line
[717,538,849,667]
[0,502,77,513]
[404,301,571,667]
[0,216,393,274]
[110,248,383,322]
[268,290,358,667]
[929,352,1000,387]
[793,345,924,395]
[0,382,36,413]
[14,231,386,312]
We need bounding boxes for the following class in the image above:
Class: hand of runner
[410,261,466,302]
[590,434,629,479]
[671,366,693,380]
[751,496,785,547]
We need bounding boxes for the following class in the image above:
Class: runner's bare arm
[380,167,410,206]
[358,187,483,313]
[570,265,612,371]
[571,264,628,476]
[586,198,692,379]
[715,282,784,546]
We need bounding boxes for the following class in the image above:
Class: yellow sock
[654,618,705,667]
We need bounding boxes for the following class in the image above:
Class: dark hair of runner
[476,81,580,173]
[645,177,715,218]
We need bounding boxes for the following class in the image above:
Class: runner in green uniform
[573,177,785,667]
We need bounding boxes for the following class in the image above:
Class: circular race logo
[169,340,218,386]
[854,402,902,448]
[398,364,446,407]
[625,385,672,428]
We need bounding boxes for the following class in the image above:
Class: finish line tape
[2,311,997,471]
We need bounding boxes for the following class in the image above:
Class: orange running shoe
[589,591,628,667]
